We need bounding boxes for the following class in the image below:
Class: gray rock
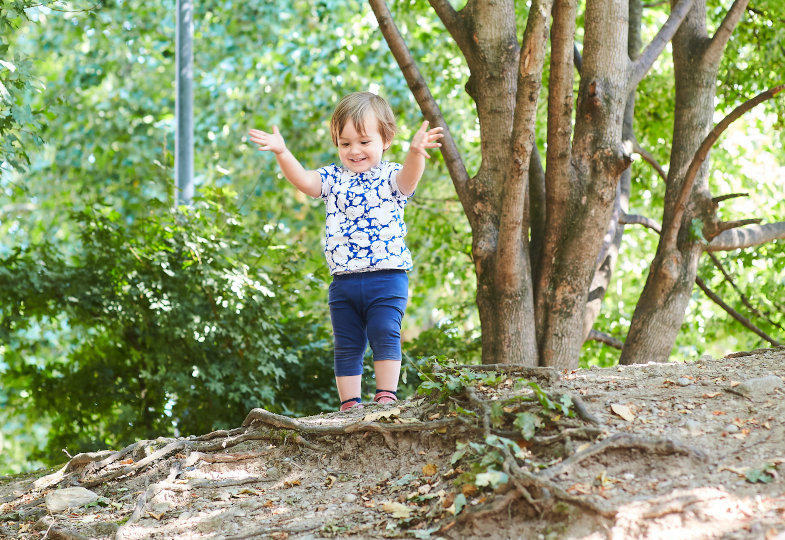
[724,423,739,434]
[734,375,783,397]
[45,487,100,513]
[342,493,357,503]
[684,419,702,434]
[91,522,120,536]
[677,377,692,386]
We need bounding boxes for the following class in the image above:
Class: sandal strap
[340,397,362,411]
[374,390,398,402]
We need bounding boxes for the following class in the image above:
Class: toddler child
[248,92,443,411]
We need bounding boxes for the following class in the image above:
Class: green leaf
[514,411,541,440]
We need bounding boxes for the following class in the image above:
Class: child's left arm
[396,121,443,196]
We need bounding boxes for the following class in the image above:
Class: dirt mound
[1,348,784,539]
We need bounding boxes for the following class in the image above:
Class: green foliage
[745,462,777,484]
[415,357,501,402]
[0,190,335,464]
[0,0,45,171]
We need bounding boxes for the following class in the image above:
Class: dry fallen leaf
[461,484,478,497]
[362,407,401,423]
[422,463,438,477]
[610,403,635,422]
[381,501,412,519]
[702,392,722,398]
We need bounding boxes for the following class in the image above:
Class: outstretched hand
[409,121,444,158]
[248,126,287,155]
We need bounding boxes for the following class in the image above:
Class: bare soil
[1,348,784,540]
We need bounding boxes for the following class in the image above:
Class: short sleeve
[386,162,412,205]
[316,163,340,199]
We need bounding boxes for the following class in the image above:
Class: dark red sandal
[374,389,398,405]
[339,397,363,411]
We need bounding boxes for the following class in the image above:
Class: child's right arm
[248,126,322,198]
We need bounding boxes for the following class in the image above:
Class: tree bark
[536,0,632,368]
[620,0,744,364]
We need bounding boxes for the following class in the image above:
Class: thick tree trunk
[620,0,717,364]
[536,0,631,368]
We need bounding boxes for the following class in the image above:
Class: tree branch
[627,0,695,93]
[662,84,785,252]
[706,221,785,252]
[712,192,748,205]
[587,329,623,349]
[368,0,472,212]
[704,0,751,66]
[620,213,662,233]
[427,0,478,68]
[632,140,667,182]
[695,277,782,347]
[715,218,762,234]
[706,251,785,332]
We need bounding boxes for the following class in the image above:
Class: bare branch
[695,277,782,347]
[706,251,785,332]
[367,0,472,212]
[632,140,667,182]
[587,329,623,349]
[627,0,696,93]
[427,0,478,68]
[662,84,785,252]
[707,221,785,252]
[716,218,762,234]
[712,192,748,204]
[620,213,662,233]
[705,0,751,66]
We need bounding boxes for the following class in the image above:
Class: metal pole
[175,0,194,204]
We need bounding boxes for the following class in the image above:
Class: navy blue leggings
[328,269,408,377]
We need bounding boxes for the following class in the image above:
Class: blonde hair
[330,92,397,147]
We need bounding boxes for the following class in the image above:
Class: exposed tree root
[543,432,708,480]
[242,407,461,435]
[446,364,561,383]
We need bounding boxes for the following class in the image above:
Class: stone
[677,377,692,386]
[734,376,783,397]
[724,423,739,434]
[684,419,702,434]
[342,493,357,503]
[91,522,120,536]
[45,487,100,513]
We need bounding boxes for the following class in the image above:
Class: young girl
[248,92,443,411]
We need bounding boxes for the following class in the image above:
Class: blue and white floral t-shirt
[316,161,414,275]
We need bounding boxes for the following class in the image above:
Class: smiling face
[336,114,390,174]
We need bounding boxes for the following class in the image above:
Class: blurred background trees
[1,0,782,473]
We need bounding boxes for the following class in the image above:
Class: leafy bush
[0,191,335,464]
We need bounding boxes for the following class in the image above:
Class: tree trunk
[536,0,631,368]
[620,0,717,364]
